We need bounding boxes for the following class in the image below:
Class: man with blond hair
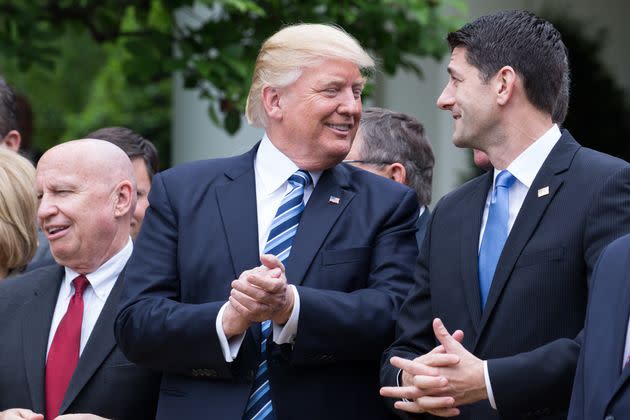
[0,140,160,420]
[115,23,417,419]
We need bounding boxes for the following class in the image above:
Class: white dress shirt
[623,320,630,370]
[46,238,133,356]
[480,124,561,409]
[216,134,322,362]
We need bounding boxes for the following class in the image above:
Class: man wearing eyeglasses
[345,107,435,246]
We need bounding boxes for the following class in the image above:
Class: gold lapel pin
[537,186,550,197]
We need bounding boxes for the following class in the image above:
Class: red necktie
[45,275,90,420]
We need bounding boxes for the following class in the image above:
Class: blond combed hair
[246,23,375,127]
[0,148,38,275]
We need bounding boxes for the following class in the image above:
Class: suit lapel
[59,270,126,414]
[285,166,355,286]
[476,133,579,344]
[460,173,493,334]
[609,248,630,405]
[216,144,266,345]
[216,146,261,278]
[21,265,65,414]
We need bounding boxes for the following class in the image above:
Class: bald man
[0,140,160,420]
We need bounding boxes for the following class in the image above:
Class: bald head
[36,139,136,273]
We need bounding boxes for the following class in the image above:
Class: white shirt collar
[255,134,322,196]
[494,124,562,188]
[62,238,133,302]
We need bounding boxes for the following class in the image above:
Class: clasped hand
[222,254,294,337]
[380,318,488,417]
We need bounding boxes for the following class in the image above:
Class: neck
[0,266,10,280]
[486,109,553,170]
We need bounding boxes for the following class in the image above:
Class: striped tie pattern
[243,169,311,420]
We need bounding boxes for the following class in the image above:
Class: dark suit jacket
[114,144,419,420]
[569,234,630,419]
[381,131,630,419]
[416,208,431,249]
[0,264,161,419]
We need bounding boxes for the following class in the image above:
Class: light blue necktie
[243,169,311,420]
[478,170,516,309]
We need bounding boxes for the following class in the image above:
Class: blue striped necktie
[243,169,312,420]
[478,170,516,309]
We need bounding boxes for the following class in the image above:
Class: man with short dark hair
[380,10,630,419]
[345,107,434,245]
[87,126,159,240]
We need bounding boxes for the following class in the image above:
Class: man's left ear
[388,163,407,185]
[1,130,21,152]
[495,66,517,106]
[261,86,283,121]
[113,181,134,217]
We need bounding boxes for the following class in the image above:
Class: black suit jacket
[0,264,161,419]
[569,233,630,419]
[115,144,419,419]
[381,131,630,419]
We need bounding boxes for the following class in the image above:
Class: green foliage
[0,0,465,156]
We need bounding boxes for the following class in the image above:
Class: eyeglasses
[342,159,393,165]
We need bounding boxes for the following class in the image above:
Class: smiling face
[36,140,134,273]
[436,47,499,150]
[267,58,365,171]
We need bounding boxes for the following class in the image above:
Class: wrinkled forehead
[36,153,104,189]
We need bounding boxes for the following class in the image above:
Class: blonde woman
[0,147,37,279]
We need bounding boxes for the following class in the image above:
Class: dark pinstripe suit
[381,130,630,419]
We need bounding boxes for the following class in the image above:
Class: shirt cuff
[216,302,246,362]
[484,360,497,410]
[273,285,299,344]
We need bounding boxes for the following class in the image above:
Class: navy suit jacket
[0,265,160,419]
[115,144,419,419]
[569,233,630,419]
[381,131,630,419]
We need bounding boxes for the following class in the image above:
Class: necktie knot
[288,169,311,188]
[72,275,89,297]
[495,170,516,189]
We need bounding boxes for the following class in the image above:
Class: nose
[37,194,58,225]
[337,88,362,117]
[437,83,454,110]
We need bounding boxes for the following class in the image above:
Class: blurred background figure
[0,77,22,153]
[345,107,434,245]
[0,147,38,279]
[86,126,159,240]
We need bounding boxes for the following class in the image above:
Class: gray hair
[357,107,434,206]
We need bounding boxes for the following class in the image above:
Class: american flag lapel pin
[328,195,340,204]
[537,186,550,197]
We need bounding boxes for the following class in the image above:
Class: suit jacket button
[604,416,615,420]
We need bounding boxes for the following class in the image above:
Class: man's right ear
[261,86,283,121]
[1,130,21,152]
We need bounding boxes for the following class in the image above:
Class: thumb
[260,254,285,272]
[433,318,464,354]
